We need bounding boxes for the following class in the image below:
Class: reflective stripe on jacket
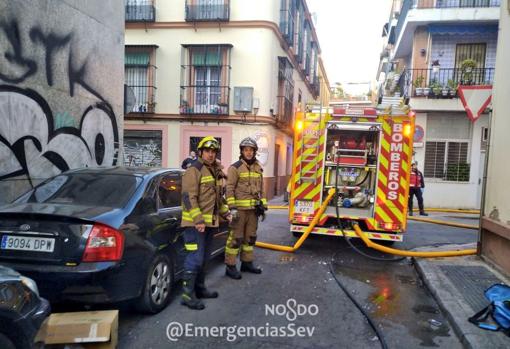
[226,159,267,210]
[181,158,229,227]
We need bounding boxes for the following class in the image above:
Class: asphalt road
[116,209,477,348]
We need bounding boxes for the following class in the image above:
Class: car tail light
[82,223,124,262]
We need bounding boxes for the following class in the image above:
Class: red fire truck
[289,103,415,242]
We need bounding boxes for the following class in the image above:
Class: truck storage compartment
[323,123,381,218]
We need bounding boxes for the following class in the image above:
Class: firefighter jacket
[181,158,229,228]
[409,169,425,188]
[226,159,267,210]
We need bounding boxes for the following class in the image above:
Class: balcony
[125,46,157,114]
[276,95,293,127]
[412,0,500,9]
[397,67,495,98]
[185,0,230,22]
[393,0,500,58]
[179,86,230,115]
[125,0,155,22]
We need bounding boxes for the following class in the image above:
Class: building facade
[124,0,330,199]
[0,0,125,205]
[481,0,510,276]
[377,0,500,209]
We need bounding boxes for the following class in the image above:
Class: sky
[306,0,393,95]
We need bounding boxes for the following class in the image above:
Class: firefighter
[224,137,267,279]
[180,136,231,310]
[408,161,428,216]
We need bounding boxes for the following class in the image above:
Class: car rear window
[15,173,143,208]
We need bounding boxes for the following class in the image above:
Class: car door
[156,172,185,274]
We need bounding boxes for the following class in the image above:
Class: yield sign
[458,85,492,122]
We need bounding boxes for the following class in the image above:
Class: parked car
[0,167,228,313]
[0,265,50,349]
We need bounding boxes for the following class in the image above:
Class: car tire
[0,333,16,349]
[135,253,174,314]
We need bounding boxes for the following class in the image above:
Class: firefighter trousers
[225,209,258,265]
[183,227,215,273]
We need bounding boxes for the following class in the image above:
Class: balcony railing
[401,67,495,97]
[179,86,230,115]
[277,95,293,127]
[185,0,230,22]
[125,0,155,22]
[412,0,500,9]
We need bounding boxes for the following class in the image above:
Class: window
[424,115,471,182]
[18,174,142,208]
[124,130,162,167]
[294,4,303,62]
[481,127,489,151]
[190,137,222,160]
[277,57,294,126]
[125,46,157,113]
[158,174,181,208]
[185,0,230,22]
[180,45,232,115]
[279,0,295,45]
[125,0,155,22]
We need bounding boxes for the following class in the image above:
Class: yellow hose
[255,188,336,252]
[352,224,477,257]
[408,216,478,229]
[412,208,479,214]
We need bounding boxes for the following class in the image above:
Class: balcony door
[454,43,486,84]
[195,67,221,113]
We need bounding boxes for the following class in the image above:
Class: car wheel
[0,333,16,349]
[135,254,174,314]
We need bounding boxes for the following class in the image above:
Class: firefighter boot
[241,261,262,274]
[181,272,205,310]
[225,265,242,279]
[420,211,428,216]
[195,271,218,299]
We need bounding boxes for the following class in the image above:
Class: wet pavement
[115,208,466,348]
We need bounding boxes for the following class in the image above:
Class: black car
[0,167,227,313]
[0,265,50,349]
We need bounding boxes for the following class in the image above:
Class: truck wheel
[292,231,303,238]
[135,254,174,314]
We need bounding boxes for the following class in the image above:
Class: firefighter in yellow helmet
[180,136,232,310]
[224,137,267,279]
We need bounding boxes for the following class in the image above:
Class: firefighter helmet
[197,136,220,151]
[239,137,258,151]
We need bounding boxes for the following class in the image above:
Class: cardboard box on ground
[34,310,118,349]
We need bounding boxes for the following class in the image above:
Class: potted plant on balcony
[430,80,442,98]
[179,100,189,114]
[461,59,477,84]
[431,60,441,74]
[441,84,449,97]
[447,79,458,97]
[393,85,401,97]
[413,76,424,96]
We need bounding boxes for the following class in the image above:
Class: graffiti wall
[0,0,124,204]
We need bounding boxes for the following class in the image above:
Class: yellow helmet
[197,136,220,151]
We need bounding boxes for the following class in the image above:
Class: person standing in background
[408,161,428,216]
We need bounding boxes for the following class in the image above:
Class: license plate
[1,235,55,253]
[295,200,314,214]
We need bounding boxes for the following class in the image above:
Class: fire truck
[288,102,415,242]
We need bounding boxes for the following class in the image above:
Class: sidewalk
[414,244,510,349]
[268,194,287,206]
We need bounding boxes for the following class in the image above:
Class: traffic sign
[458,85,492,123]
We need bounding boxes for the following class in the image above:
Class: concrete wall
[481,0,510,277]
[485,1,510,222]
[412,112,488,209]
[0,0,124,205]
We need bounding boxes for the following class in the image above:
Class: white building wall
[485,0,510,222]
